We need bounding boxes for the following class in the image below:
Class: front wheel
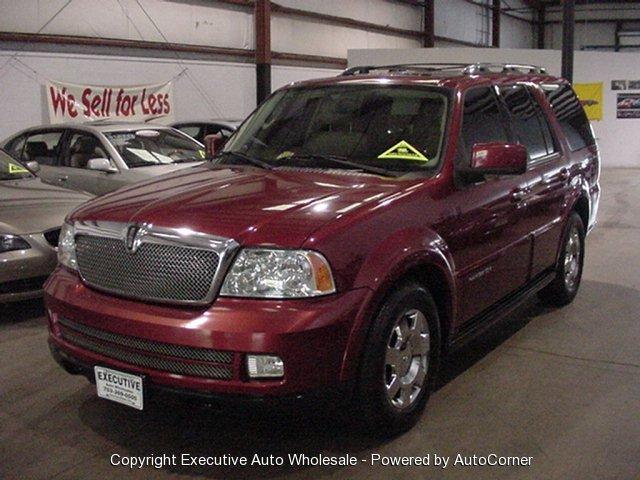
[355,282,441,437]
[538,212,585,307]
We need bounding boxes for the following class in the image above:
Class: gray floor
[1,168,639,480]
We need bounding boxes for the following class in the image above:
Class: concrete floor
[1,168,639,480]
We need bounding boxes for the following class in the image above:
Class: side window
[23,131,64,166]
[543,83,595,152]
[177,125,202,141]
[499,85,548,161]
[459,86,509,164]
[63,132,109,169]
[5,135,26,160]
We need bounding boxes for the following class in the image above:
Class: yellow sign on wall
[574,82,603,121]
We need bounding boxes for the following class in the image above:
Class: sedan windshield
[0,150,33,180]
[221,85,449,175]
[104,129,206,169]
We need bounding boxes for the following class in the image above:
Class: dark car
[44,63,600,435]
[171,119,241,144]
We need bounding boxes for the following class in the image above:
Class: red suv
[45,63,600,435]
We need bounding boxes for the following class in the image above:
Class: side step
[449,270,555,351]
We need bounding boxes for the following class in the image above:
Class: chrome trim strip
[73,220,240,306]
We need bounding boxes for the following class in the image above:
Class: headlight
[0,234,30,253]
[220,249,336,298]
[58,222,77,270]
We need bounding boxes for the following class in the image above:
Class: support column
[424,0,435,47]
[561,0,575,82]
[492,0,501,48]
[255,0,271,105]
[537,5,545,49]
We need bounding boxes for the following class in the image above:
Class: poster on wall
[574,83,603,121]
[45,80,174,124]
[616,93,640,119]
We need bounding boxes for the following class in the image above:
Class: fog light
[246,355,284,379]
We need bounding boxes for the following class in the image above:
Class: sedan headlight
[58,222,77,271]
[220,249,336,298]
[0,234,30,253]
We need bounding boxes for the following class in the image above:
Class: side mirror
[469,143,527,175]
[25,161,40,173]
[203,134,226,159]
[87,158,117,173]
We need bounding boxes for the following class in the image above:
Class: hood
[119,162,204,183]
[71,165,405,247]
[0,177,92,234]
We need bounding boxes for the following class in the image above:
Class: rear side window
[542,83,595,151]
[460,87,509,158]
[499,85,549,160]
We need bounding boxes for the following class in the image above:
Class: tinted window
[5,135,26,160]
[22,131,64,166]
[499,85,548,160]
[63,132,110,169]
[543,83,595,151]
[460,87,509,158]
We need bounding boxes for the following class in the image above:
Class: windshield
[0,150,33,180]
[221,85,449,175]
[104,129,206,169]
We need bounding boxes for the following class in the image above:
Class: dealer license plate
[94,366,144,410]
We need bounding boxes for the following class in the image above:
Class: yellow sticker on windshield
[9,163,29,174]
[276,151,295,160]
[198,149,206,158]
[378,141,429,162]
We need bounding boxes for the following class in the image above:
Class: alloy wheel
[384,309,430,410]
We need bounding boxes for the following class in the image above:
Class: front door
[441,86,534,325]
[59,131,117,195]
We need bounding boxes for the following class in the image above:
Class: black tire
[355,281,441,437]
[538,212,585,307]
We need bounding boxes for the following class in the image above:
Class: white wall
[545,3,640,51]
[0,0,254,50]
[349,47,640,168]
[0,50,342,139]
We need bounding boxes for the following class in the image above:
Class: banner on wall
[45,80,174,124]
[573,83,603,121]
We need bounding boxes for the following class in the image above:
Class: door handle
[510,188,527,203]
[559,168,570,181]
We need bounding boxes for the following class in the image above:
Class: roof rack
[340,62,547,77]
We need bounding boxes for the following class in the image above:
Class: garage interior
[1,1,640,479]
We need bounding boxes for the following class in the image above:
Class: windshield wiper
[218,151,273,170]
[287,153,398,178]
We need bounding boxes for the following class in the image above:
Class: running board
[449,269,555,351]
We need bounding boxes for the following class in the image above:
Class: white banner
[46,80,174,124]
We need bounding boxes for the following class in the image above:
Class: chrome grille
[59,317,233,380]
[75,235,220,304]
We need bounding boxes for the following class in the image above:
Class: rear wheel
[355,282,440,437]
[538,212,585,307]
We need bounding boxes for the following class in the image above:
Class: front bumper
[45,267,369,398]
[0,232,58,302]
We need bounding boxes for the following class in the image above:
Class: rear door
[513,85,572,277]
[497,84,567,279]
